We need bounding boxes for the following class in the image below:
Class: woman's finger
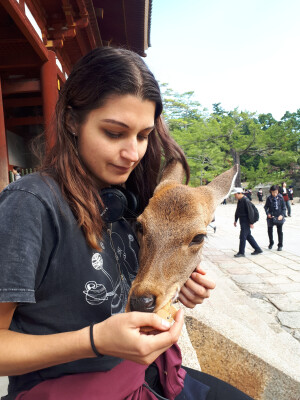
[136,309,185,361]
[191,271,216,290]
[194,265,206,275]
[94,310,184,365]
[128,311,173,332]
[178,290,200,308]
[180,282,210,305]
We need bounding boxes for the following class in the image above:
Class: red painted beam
[0,0,48,62]
[56,67,66,84]
[0,78,9,191]
[0,63,39,71]
[5,116,44,128]
[2,80,40,96]
[41,50,58,151]
[3,97,43,108]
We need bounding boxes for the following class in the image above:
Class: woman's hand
[0,303,183,375]
[267,214,272,218]
[93,309,184,365]
[178,266,216,308]
[278,215,283,220]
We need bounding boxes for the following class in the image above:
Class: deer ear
[206,165,239,207]
[159,160,186,185]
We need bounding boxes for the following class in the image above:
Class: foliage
[161,84,300,188]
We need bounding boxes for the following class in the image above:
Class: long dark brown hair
[40,47,189,250]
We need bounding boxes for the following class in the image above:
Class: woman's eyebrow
[101,119,129,128]
[101,119,154,131]
[141,125,155,132]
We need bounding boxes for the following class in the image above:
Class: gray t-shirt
[0,173,139,399]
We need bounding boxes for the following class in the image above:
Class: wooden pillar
[40,50,58,151]
[0,77,9,191]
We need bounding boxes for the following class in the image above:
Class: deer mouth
[170,287,180,305]
[155,285,180,313]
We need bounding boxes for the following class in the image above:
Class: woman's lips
[111,164,132,173]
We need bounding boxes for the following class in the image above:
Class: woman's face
[271,190,278,197]
[77,94,155,187]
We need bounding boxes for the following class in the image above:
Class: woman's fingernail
[161,319,171,328]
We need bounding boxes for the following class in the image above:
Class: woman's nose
[120,139,139,162]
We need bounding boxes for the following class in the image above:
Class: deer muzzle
[129,293,156,313]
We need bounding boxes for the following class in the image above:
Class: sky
[144,0,300,120]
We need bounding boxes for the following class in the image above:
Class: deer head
[126,161,238,313]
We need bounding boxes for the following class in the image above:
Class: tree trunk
[230,149,241,186]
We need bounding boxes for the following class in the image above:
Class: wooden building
[0,0,152,190]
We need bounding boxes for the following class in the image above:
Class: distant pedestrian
[209,219,217,233]
[279,182,291,217]
[221,198,227,205]
[244,189,252,201]
[232,187,262,257]
[288,185,294,205]
[257,188,263,203]
[12,166,21,181]
[264,184,286,251]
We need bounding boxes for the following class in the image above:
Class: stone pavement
[203,200,300,343]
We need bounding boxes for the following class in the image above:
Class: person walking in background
[257,188,263,204]
[232,187,262,258]
[244,188,252,201]
[279,181,291,217]
[264,185,286,251]
[288,185,294,205]
[12,166,21,181]
[209,218,217,233]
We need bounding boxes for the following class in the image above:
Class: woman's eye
[137,135,149,141]
[104,130,121,139]
[189,234,205,247]
[138,129,153,141]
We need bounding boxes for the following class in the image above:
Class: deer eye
[136,221,143,235]
[189,234,205,247]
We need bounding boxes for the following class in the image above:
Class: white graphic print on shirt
[83,228,138,315]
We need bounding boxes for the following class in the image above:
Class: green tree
[162,88,230,185]
[209,107,261,186]
[161,86,300,188]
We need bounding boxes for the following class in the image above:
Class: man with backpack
[232,187,263,257]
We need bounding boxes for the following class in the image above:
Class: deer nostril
[129,294,156,312]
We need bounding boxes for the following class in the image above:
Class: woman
[279,182,291,217]
[264,185,286,251]
[288,185,294,205]
[0,47,253,400]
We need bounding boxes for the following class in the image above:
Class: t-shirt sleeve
[0,190,52,303]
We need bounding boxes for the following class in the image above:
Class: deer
[126,160,238,314]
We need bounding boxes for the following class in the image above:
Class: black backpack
[246,199,259,223]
